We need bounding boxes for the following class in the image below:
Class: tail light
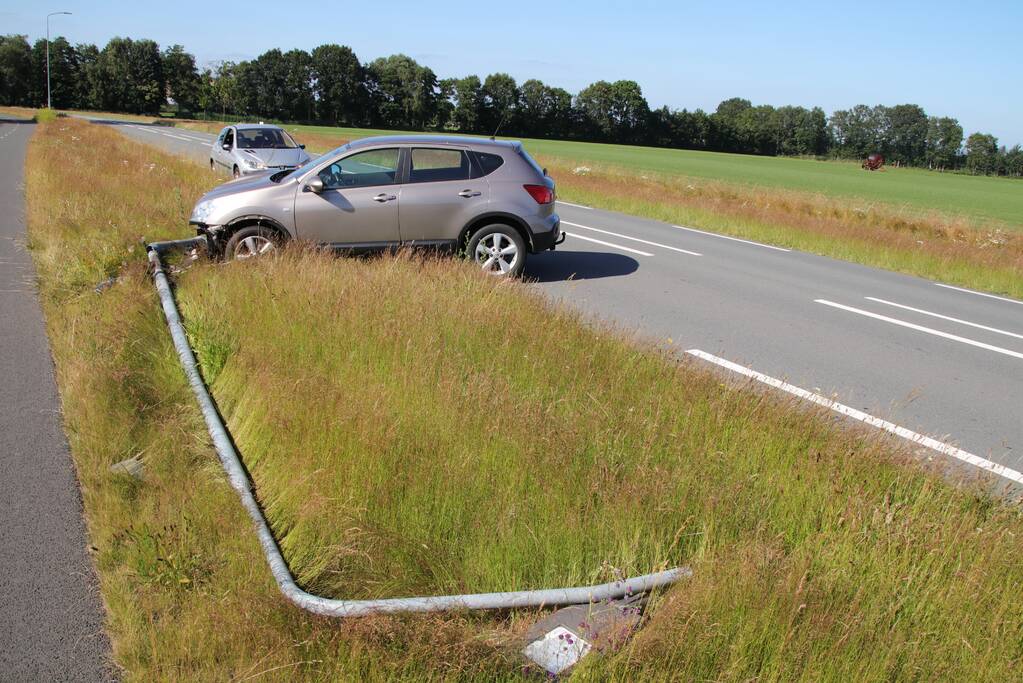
[523,184,554,204]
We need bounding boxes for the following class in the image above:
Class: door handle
[373,193,397,202]
[458,189,482,198]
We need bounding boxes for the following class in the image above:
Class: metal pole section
[45,12,71,110]
[146,239,691,617]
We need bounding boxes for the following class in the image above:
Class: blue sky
[2,0,1020,146]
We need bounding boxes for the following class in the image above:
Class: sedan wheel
[232,165,240,179]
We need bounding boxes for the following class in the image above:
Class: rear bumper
[529,215,562,252]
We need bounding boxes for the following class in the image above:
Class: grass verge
[27,117,1023,680]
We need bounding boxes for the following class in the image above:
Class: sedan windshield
[236,127,299,149]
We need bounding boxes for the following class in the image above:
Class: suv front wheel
[225,225,279,260]
[467,224,526,277]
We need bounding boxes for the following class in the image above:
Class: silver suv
[190,135,563,276]
[210,123,312,178]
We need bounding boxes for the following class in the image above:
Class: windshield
[236,127,299,149]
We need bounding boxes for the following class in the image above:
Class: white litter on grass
[573,166,591,175]
[523,626,592,675]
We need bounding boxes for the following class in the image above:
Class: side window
[216,128,227,145]
[409,148,470,183]
[318,148,399,189]
[471,151,505,178]
[223,129,234,148]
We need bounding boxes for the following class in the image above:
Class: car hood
[199,173,278,202]
[237,147,309,167]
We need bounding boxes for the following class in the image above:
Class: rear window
[409,148,471,183]
[472,152,504,177]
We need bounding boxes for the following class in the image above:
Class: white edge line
[672,224,790,252]
[556,200,593,210]
[562,232,653,256]
[562,221,701,256]
[935,283,1023,306]
[685,349,1023,485]
[865,297,1023,341]
[816,299,1023,361]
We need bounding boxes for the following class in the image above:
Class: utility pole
[46,11,72,110]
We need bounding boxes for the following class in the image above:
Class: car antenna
[490,109,509,141]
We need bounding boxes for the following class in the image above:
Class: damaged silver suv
[190,135,563,276]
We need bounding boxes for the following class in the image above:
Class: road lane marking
[815,299,1023,361]
[563,232,653,256]
[672,224,791,252]
[161,132,194,141]
[865,297,1023,341]
[556,200,592,210]
[562,220,701,256]
[935,283,1023,306]
[686,348,1023,486]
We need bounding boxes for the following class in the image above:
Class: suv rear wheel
[225,225,279,260]
[467,224,526,277]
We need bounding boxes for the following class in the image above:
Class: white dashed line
[816,299,1023,360]
[686,348,1023,486]
[672,224,791,252]
[563,232,653,256]
[865,297,1023,341]
[561,221,701,256]
[556,200,592,210]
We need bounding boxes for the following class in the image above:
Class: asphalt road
[102,119,1023,489]
[0,117,114,679]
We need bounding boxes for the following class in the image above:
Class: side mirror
[305,177,324,194]
[299,144,306,149]
[222,143,230,150]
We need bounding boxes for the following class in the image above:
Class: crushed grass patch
[26,117,1023,680]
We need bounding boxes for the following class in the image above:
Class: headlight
[190,200,214,223]
[243,158,263,169]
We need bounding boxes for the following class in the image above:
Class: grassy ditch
[27,117,1023,680]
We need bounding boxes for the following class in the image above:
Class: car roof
[348,135,522,151]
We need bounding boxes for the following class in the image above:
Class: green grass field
[277,123,1023,227]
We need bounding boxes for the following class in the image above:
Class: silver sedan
[210,124,312,178]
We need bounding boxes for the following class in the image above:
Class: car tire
[224,225,280,261]
[466,224,527,277]
[232,165,240,179]
[209,159,215,172]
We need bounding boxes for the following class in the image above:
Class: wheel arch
[458,212,533,253]
[224,215,294,241]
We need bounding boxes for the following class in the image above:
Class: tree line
[1,34,1019,177]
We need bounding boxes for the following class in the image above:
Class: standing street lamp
[46,11,72,110]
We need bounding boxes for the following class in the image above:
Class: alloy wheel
[475,232,519,275]
[234,235,275,259]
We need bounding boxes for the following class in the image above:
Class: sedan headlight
[242,158,264,170]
